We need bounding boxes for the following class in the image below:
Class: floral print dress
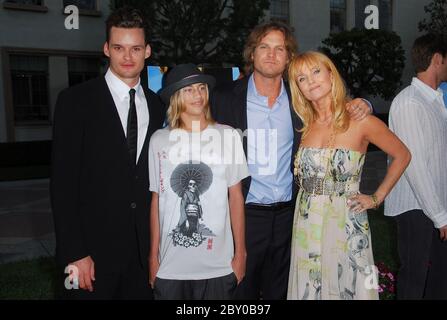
[287,147,379,300]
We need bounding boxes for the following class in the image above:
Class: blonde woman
[287,51,411,300]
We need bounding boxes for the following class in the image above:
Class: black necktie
[127,88,138,165]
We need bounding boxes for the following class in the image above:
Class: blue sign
[440,82,447,108]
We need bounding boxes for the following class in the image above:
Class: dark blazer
[50,76,165,271]
[210,75,303,200]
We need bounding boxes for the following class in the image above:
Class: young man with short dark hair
[51,7,165,299]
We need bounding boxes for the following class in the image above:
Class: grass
[369,205,399,271]
[0,257,57,300]
[0,208,398,300]
[368,206,398,299]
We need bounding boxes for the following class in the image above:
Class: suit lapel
[285,82,302,140]
[100,76,135,168]
[233,78,249,154]
[137,87,160,167]
[143,88,157,140]
[233,78,249,132]
[100,77,129,146]
[285,81,302,198]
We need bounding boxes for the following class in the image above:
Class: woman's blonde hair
[288,51,350,138]
[166,84,215,129]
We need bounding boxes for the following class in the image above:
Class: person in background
[386,33,447,300]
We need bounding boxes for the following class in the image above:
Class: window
[3,0,47,12]
[10,55,50,124]
[355,0,370,29]
[330,0,347,33]
[4,0,43,4]
[270,0,289,23]
[63,0,96,11]
[379,0,392,31]
[355,0,393,30]
[68,57,101,87]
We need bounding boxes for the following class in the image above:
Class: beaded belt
[299,177,359,196]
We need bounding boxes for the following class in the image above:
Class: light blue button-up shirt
[440,82,447,107]
[246,75,294,204]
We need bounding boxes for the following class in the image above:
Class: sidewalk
[0,151,387,265]
[0,179,54,264]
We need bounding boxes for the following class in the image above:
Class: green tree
[320,29,405,100]
[110,0,270,66]
[418,0,447,36]
[216,0,270,67]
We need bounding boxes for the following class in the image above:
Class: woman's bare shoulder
[350,115,388,137]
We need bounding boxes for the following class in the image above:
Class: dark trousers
[395,209,447,300]
[58,234,152,300]
[153,273,237,300]
[234,202,294,300]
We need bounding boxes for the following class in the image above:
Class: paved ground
[0,151,387,264]
[0,179,54,264]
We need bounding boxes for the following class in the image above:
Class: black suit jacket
[50,76,165,271]
[210,75,302,200]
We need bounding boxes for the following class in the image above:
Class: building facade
[0,0,435,143]
[285,0,433,112]
[0,0,109,143]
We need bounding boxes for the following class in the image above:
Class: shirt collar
[247,73,287,106]
[105,68,142,102]
[412,77,444,102]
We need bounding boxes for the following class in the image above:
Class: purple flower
[376,262,397,300]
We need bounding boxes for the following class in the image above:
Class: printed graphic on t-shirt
[169,161,216,248]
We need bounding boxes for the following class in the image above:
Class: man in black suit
[51,7,165,299]
[210,21,372,300]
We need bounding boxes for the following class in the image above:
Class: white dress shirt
[105,68,149,164]
[385,77,447,228]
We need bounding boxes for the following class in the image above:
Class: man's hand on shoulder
[346,98,372,121]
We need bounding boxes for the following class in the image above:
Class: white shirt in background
[385,77,447,228]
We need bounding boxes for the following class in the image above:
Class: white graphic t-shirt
[148,123,249,280]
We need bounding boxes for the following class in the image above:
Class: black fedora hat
[159,63,216,104]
